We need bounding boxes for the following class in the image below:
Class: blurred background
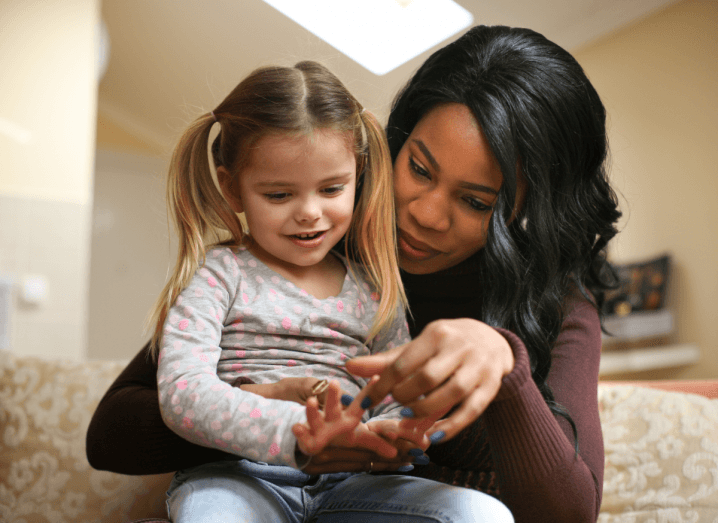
[0,0,716,381]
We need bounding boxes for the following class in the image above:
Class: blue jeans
[166,460,513,522]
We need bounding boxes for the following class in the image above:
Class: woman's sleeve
[85,343,235,475]
[422,296,604,523]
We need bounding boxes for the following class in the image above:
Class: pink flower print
[195,318,205,332]
[214,439,229,449]
[305,368,314,377]
[269,348,279,356]
[207,276,218,287]
[300,288,308,296]
[194,287,204,298]
[274,305,284,315]
[286,281,295,289]
[266,409,278,417]
[222,431,233,441]
[248,259,258,268]
[235,349,246,358]
[173,406,183,415]
[337,300,344,312]
[231,363,243,371]
[268,289,277,302]
[270,275,280,284]
[238,402,251,413]
[225,390,235,400]
[182,417,194,429]
[255,335,264,346]
[176,296,183,306]
[267,322,277,334]
[231,444,241,452]
[242,293,249,304]
[309,313,319,323]
[250,408,262,418]
[189,392,199,403]
[340,320,349,329]
[250,425,261,435]
[211,420,222,431]
[177,380,188,390]
[304,339,314,346]
[281,317,292,330]
[255,275,264,284]
[288,338,298,347]
[243,307,253,316]
[269,443,281,456]
[371,292,380,301]
[223,254,232,266]
[312,298,321,308]
[323,304,331,314]
[214,289,223,302]
[293,305,302,314]
[257,434,268,444]
[239,419,251,428]
[211,383,225,391]
[287,359,297,366]
[183,306,194,316]
[237,258,245,266]
[178,319,189,331]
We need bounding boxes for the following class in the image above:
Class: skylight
[261,0,474,76]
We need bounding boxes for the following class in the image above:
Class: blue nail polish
[414,455,430,465]
[360,397,372,409]
[429,431,446,444]
[408,448,424,457]
[397,465,414,472]
[341,394,354,406]
[400,407,414,418]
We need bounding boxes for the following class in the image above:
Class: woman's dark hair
[387,25,622,446]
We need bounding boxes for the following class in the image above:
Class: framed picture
[602,254,671,317]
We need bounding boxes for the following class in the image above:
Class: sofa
[1,350,717,523]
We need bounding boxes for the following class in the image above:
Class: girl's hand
[345,318,515,442]
[237,377,330,408]
[301,438,421,475]
[365,418,431,449]
[292,378,398,458]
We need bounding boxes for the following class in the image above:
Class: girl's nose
[296,197,322,223]
[408,189,450,232]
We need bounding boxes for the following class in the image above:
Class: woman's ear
[217,166,243,213]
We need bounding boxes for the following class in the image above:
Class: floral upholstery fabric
[598,384,718,523]
[2,349,718,523]
[0,351,171,523]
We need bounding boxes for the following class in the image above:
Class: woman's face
[393,103,507,275]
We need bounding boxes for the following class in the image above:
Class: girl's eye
[265,192,290,201]
[322,184,345,196]
[464,196,492,213]
[409,157,430,179]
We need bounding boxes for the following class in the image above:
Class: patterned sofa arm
[0,351,171,523]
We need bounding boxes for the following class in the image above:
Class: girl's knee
[461,490,514,523]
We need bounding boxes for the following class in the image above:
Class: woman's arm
[347,295,603,522]
[86,344,234,475]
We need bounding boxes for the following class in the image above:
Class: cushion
[0,351,171,523]
[598,384,718,522]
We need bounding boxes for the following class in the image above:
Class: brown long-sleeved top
[86,262,604,523]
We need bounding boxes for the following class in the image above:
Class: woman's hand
[237,377,330,408]
[345,318,515,442]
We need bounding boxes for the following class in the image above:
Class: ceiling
[97,0,679,149]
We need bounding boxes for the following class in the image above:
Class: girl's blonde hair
[148,61,406,357]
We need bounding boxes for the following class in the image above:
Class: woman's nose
[408,189,450,232]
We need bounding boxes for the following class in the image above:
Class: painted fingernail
[429,431,446,444]
[341,394,354,406]
[400,407,414,418]
[360,397,372,409]
[414,455,430,465]
[397,465,414,472]
[408,448,424,457]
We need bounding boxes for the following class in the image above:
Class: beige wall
[575,0,718,379]
[0,0,99,360]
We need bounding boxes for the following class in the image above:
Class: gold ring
[311,379,329,395]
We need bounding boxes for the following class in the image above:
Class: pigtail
[347,109,408,341]
[147,113,244,358]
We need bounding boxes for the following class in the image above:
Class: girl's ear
[217,166,243,213]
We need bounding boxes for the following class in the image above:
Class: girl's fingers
[322,381,343,421]
[304,396,324,432]
[344,344,405,377]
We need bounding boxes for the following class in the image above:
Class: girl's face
[393,103,509,275]
[220,129,356,273]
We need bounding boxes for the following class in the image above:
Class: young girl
[152,61,512,522]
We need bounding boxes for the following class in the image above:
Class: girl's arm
[85,344,234,475]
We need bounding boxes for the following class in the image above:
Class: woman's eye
[322,184,345,196]
[265,192,290,201]
[464,197,492,213]
[409,157,430,179]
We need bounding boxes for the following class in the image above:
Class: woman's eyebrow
[459,182,499,195]
[412,139,440,172]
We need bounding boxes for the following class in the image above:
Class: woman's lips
[398,230,441,260]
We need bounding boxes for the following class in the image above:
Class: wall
[574,0,718,379]
[0,0,99,360]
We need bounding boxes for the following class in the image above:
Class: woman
[87,25,620,522]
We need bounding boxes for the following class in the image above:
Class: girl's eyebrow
[412,139,499,195]
[254,173,354,188]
